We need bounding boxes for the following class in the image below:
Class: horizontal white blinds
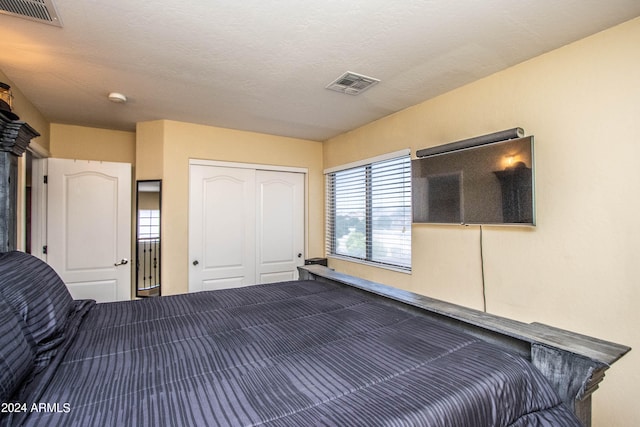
[326,154,411,271]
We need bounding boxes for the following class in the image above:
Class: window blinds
[326,153,411,271]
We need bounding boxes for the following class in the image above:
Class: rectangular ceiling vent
[326,71,380,95]
[0,0,63,27]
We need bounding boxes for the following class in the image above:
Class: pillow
[0,298,35,403]
[0,251,74,368]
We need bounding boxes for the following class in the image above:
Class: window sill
[327,255,412,275]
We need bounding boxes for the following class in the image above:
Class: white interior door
[256,170,304,283]
[189,163,305,293]
[46,159,131,302]
[189,165,256,292]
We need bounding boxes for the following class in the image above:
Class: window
[326,151,411,271]
[138,209,160,239]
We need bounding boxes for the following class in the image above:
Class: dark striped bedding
[5,280,582,426]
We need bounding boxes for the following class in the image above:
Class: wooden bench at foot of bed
[298,264,631,427]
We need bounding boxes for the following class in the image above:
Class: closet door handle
[114,258,129,266]
[193,260,199,266]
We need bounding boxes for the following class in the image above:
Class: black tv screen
[412,136,535,225]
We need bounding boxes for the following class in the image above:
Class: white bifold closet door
[189,164,304,292]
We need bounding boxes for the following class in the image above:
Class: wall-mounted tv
[412,136,535,225]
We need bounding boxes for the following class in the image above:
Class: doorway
[31,158,132,302]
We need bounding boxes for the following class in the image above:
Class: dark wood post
[0,111,40,252]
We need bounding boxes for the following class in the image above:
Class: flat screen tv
[412,136,535,225]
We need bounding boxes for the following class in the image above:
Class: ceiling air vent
[0,0,63,27]
[326,71,380,95]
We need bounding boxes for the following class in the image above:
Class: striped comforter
[8,280,581,426]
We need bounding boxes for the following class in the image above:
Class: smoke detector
[326,71,380,95]
[108,92,127,103]
[0,0,63,27]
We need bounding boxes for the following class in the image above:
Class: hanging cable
[480,225,487,312]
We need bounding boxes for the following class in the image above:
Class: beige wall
[135,120,164,180]
[50,123,135,163]
[136,120,324,297]
[0,70,50,150]
[324,17,640,427]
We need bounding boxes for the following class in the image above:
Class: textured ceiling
[0,0,639,141]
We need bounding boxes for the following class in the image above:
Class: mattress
[3,278,582,426]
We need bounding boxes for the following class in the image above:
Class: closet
[189,161,305,292]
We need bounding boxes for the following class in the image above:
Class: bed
[0,251,629,426]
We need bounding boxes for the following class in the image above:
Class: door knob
[297,253,302,258]
[193,260,199,266]
[114,258,129,266]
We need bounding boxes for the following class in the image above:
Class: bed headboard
[298,265,630,427]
